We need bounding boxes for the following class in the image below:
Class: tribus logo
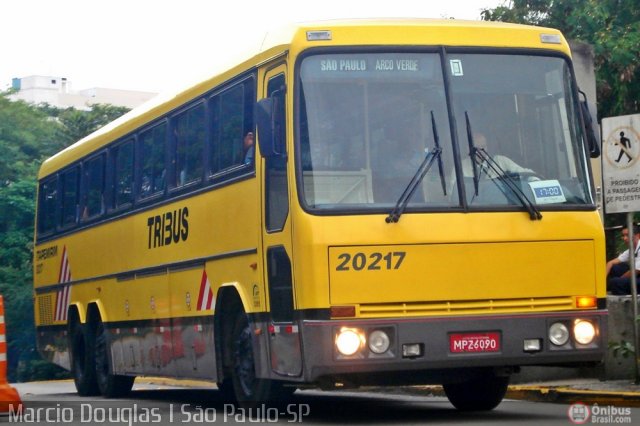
[567,402,591,424]
[146,207,189,249]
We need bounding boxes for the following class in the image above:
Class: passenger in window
[141,175,152,196]
[81,193,105,220]
[243,132,255,165]
[178,169,187,187]
[155,169,166,193]
[81,195,90,221]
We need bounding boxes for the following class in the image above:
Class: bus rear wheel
[71,322,99,396]
[442,370,509,411]
[228,311,290,406]
[95,321,135,397]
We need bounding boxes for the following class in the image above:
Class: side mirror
[579,91,600,158]
[256,89,285,158]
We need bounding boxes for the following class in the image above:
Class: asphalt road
[3,380,639,425]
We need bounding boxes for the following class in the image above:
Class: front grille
[358,296,575,318]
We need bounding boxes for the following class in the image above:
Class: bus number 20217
[336,251,406,271]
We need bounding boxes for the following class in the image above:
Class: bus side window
[211,85,244,173]
[210,78,255,176]
[113,139,134,209]
[38,177,58,235]
[138,123,167,199]
[82,154,106,220]
[173,103,205,188]
[61,167,80,227]
[242,78,256,167]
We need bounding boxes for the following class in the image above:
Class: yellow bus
[34,19,605,411]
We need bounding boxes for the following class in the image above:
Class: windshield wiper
[465,112,481,196]
[386,111,445,223]
[431,111,447,197]
[385,148,442,223]
[465,113,542,221]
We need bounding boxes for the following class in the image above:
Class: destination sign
[302,54,436,80]
[319,58,420,72]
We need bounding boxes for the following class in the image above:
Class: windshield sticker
[450,59,464,76]
[529,180,566,204]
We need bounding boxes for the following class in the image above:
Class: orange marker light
[576,296,597,309]
[331,305,356,318]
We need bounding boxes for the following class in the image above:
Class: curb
[386,384,640,408]
[505,385,640,407]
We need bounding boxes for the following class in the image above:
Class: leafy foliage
[482,0,640,233]
[0,93,128,381]
[608,339,635,358]
[57,104,129,144]
[482,0,640,118]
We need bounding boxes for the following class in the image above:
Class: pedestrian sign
[602,114,640,213]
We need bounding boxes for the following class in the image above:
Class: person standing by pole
[606,225,640,295]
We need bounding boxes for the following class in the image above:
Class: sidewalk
[506,378,640,407]
[401,379,640,407]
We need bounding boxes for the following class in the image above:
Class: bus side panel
[34,293,71,370]
[35,175,261,379]
[168,268,216,379]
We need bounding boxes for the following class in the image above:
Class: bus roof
[38,18,568,179]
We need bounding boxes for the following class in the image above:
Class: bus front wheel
[228,311,289,405]
[95,321,135,397]
[442,371,509,411]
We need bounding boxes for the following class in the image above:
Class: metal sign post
[627,213,640,384]
[602,114,640,384]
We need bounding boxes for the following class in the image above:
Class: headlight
[549,322,570,346]
[368,330,390,354]
[335,328,364,356]
[573,320,596,345]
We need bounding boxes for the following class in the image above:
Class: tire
[443,371,509,411]
[216,379,236,403]
[71,323,100,396]
[95,321,135,398]
[227,311,291,406]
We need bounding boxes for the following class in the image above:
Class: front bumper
[299,310,606,384]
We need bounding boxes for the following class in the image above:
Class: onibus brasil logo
[568,402,632,424]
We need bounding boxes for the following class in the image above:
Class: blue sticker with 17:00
[528,180,566,204]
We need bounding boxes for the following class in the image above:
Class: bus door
[260,65,303,378]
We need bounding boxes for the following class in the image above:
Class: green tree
[0,94,61,380]
[57,104,130,145]
[481,0,640,117]
[0,93,129,381]
[482,1,640,235]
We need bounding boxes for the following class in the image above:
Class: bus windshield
[297,51,592,212]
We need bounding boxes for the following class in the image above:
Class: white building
[9,75,157,110]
